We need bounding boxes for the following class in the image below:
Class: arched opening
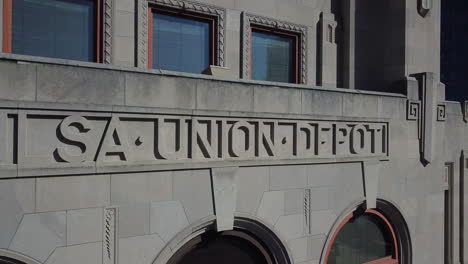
[167,230,272,264]
[323,200,412,264]
[164,217,291,264]
[325,210,398,264]
[0,256,27,264]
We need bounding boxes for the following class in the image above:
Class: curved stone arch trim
[0,249,42,264]
[320,199,412,264]
[152,214,293,264]
[376,194,417,240]
[152,215,216,264]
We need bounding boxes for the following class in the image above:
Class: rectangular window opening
[250,26,300,84]
[149,7,216,74]
[3,0,101,62]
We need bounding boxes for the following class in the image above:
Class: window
[148,7,217,74]
[325,210,399,264]
[242,13,307,84]
[251,29,298,83]
[2,0,101,62]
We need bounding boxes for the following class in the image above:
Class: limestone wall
[0,54,463,263]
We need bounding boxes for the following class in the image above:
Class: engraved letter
[350,124,368,154]
[296,122,317,158]
[97,116,131,162]
[192,118,218,159]
[257,121,277,157]
[229,120,254,158]
[155,117,189,160]
[0,111,7,163]
[55,115,93,164]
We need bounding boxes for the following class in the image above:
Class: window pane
[252,31,294,83]
[153,12,210,74]
[12,0,96,62]
[328,214,395,264]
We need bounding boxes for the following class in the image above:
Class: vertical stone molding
[408,72,439,164]
[362,160,380,209]
[418,0,432,17]
[343,0,355,89]
[103,207,118,264]
[463,101,468,123]
[137,0,225,68]
[317,12,337,87]
[102,0,113,64]
[136,0,149,68]
[0,0,3,52]
[211,167,239,232]
[241,12,308,84]
[304,189,311,234]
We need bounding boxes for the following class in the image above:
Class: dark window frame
[147,5,218,70]
[250,24,300,84]
[1,0,102,63]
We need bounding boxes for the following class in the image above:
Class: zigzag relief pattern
[103,0,113,64]
[241,13,251,79]
[147,0,226,67]
[138,0,148,67]
[242,13,308,84]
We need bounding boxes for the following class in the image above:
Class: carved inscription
[55,116,387,162]
[0,110,388,174]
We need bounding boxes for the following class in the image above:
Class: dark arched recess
[166,217,291,264]
[0,256,27,264]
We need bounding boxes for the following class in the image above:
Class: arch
[321,199,412,264]
[0,249,41,264]
[153,215,292,264]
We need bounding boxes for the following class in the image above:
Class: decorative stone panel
[102,0,113,64]
[406,99,421,121]
[103,207,118,264]
[437,104,446,122]
[418,0,432,17]
[137,0,226,68]
[241,12,308,84]
[0,106,389,177]
[137,0,149,67]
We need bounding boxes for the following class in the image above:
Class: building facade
[0,0,464,263]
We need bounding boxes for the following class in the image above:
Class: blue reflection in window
[252,31,294,83]
[12,0,96,62]
[153,12,211,74]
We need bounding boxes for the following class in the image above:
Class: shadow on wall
[332,0,406,93]
[441,0,468,101]
[331,0,344,89]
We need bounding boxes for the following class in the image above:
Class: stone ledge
[0,53,406,98]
